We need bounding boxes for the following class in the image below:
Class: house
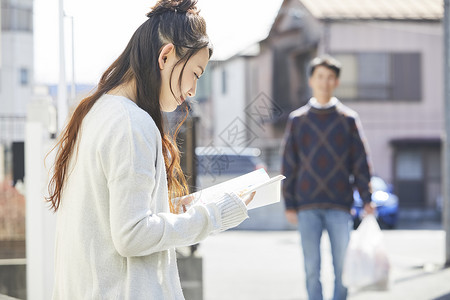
[0,0,34,184]
[204,0,444,214]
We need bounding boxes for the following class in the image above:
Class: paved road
[196,229,450,300]
[2,223,448,300]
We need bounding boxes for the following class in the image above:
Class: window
[333,52,421,101]
[2,3,33,32]
[20,68,29,86]
[393,143,441,208]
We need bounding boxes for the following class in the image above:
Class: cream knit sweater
[52,94,249,299]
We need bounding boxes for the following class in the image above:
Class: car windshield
[195,147,264,176]
[196,155,261,175]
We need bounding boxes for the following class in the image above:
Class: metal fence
[0,116,26,144]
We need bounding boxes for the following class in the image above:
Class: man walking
[282,55,374,300]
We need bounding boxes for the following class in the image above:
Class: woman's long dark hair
[47,0,213,213]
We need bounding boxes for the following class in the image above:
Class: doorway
[392,140,441,209]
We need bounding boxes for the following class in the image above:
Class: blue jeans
[297,209,353,300]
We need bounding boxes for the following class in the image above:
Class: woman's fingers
[243,191,256,206]
[181,195,195,205]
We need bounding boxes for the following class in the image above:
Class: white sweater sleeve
[101,110,248,258]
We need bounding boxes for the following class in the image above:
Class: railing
[0,116,26,144]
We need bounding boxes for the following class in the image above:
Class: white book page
[179,168,285,210]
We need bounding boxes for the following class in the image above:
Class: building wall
[0,32,34,116]
[0,0,34,144]
[325,21,443,184]
[211,57,247,147]
[247,50,279,144]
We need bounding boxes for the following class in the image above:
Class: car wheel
[378,219,395,230]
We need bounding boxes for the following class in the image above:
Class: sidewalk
[197,229,450,300]
[0,295,19,300]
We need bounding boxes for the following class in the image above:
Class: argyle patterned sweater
[282,100,372,212]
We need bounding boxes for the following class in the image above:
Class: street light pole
[444,0,450,267]
[69,14,76,103]
[57,0,68,132]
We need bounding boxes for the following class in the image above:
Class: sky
[33,0,284,85]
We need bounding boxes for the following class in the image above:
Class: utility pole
[444,0,450,267]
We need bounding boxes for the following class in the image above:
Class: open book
[173,168,285,212]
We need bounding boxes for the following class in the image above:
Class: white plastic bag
[342,214,390,290]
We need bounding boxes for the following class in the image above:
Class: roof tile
[299,0,443,20]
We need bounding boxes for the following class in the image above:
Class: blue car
[351,176,399,229]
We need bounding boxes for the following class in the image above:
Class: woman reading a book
[47,1,253,298]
